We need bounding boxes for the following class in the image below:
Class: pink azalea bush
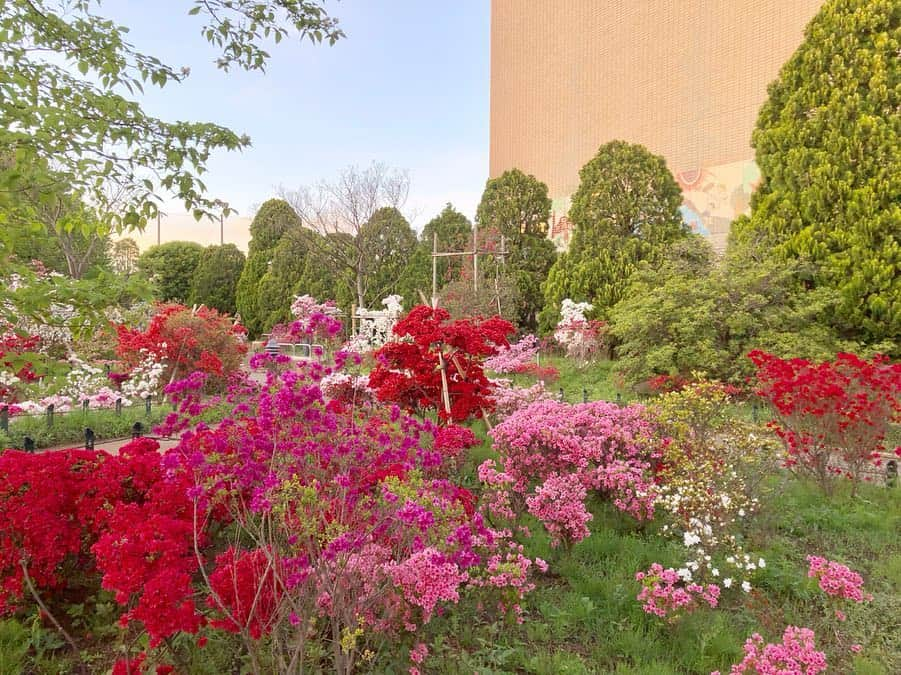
[481,399,659,547]
[806,556,872,604]
[635,563,720,618]
[715,626,828,674]
[484,334,539,374]
[489,378,554,419]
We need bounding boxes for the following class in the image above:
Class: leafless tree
[279,162,411,309]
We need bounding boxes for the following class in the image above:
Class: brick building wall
[489,0,823,250]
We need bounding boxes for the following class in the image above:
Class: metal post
[219,212,224,245]
[559,387,565,402]
[616,392,622,406]
[145,395,152,416]
[24,437,35,453]
[115,398,122,416]
[431,232,438,308]
[582,388,588,403]
[82,399,89,415]
[85,428,95,450]
[472,225,478,293]
[46,404,54,428]
[0,405,7,434]
[131,422,143,439]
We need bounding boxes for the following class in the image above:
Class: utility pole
[219,212,224,245]
[431,232,439,308]
[156,213,161,246]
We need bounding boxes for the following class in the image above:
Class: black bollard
[131,421,143,439]
[887,459,898,488]
[115,398,122,416]
[582,388,588,403]
[0,405,7,434]
[145,394,152,416]
[85,427,95,450]
[24,436,35,453]
[559,387,565,402]
[46,404,54,428]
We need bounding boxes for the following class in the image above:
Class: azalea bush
[489,378,554,420]
[0,322,41,404]
[634,563,720,619]
[750,350,901,493]
[717,626,828,675]
[484,334,539,374]
[369,305,514,423]
[553,299,606,364]
[650,381,781,590]
[116,303,247,393]
[481,399,658,548]
[150,354,537,674]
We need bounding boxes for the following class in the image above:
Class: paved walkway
[38,435,181,455]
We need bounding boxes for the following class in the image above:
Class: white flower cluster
[60,356,107,400]
[346,295,404,354]
[0,370,20,388]
[559,298,593,324]
[121,351,166,400]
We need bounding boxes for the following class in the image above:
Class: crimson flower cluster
[116,303,247,392]
[749,350,901,491]
[0,437,199,649]
[369,305,515,423]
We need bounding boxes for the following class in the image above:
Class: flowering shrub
[116,303,247,392]
[634,563,720,619]
[484,334,539,374]
[120,351,166,399]
[716,626,828,675]
[319,371,375,406]
[151,348,536,673]
[0,322,41,403]
[482,399,658,547]
[287,294,344,341]
[750,351,901,493]
[489,378,555,420]
[0,438,186,626]
[651,381,780,589]
[806,556,872,604]
[553,299,607,364]
[369,305,515,423]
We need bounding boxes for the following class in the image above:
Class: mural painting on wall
[676,159,761,251]
[547,159,761,252]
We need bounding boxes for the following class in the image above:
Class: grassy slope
[417,361,901,674]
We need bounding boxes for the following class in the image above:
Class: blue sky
[108,0,490,247]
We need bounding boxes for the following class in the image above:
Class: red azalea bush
[749,350,901,492]
[368,305,515,423]
[0,437,196,642]
[0,322,41,403]
[480,399,659,548]
[116,303,247,392]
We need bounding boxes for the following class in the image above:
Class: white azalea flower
[723,578,733,588]
[741,581,751,593]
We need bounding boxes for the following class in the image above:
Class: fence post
[85,428,95,450]
[752,401,759,424]
[558,387,565,402]
[115,398,122,416]
[615,392,622,406]
[887,459,898,488]
[145,394,152,417]
[82,399,89,416]
[582,388,588,403]
[46,404,54,428]
[0,405,7,434]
